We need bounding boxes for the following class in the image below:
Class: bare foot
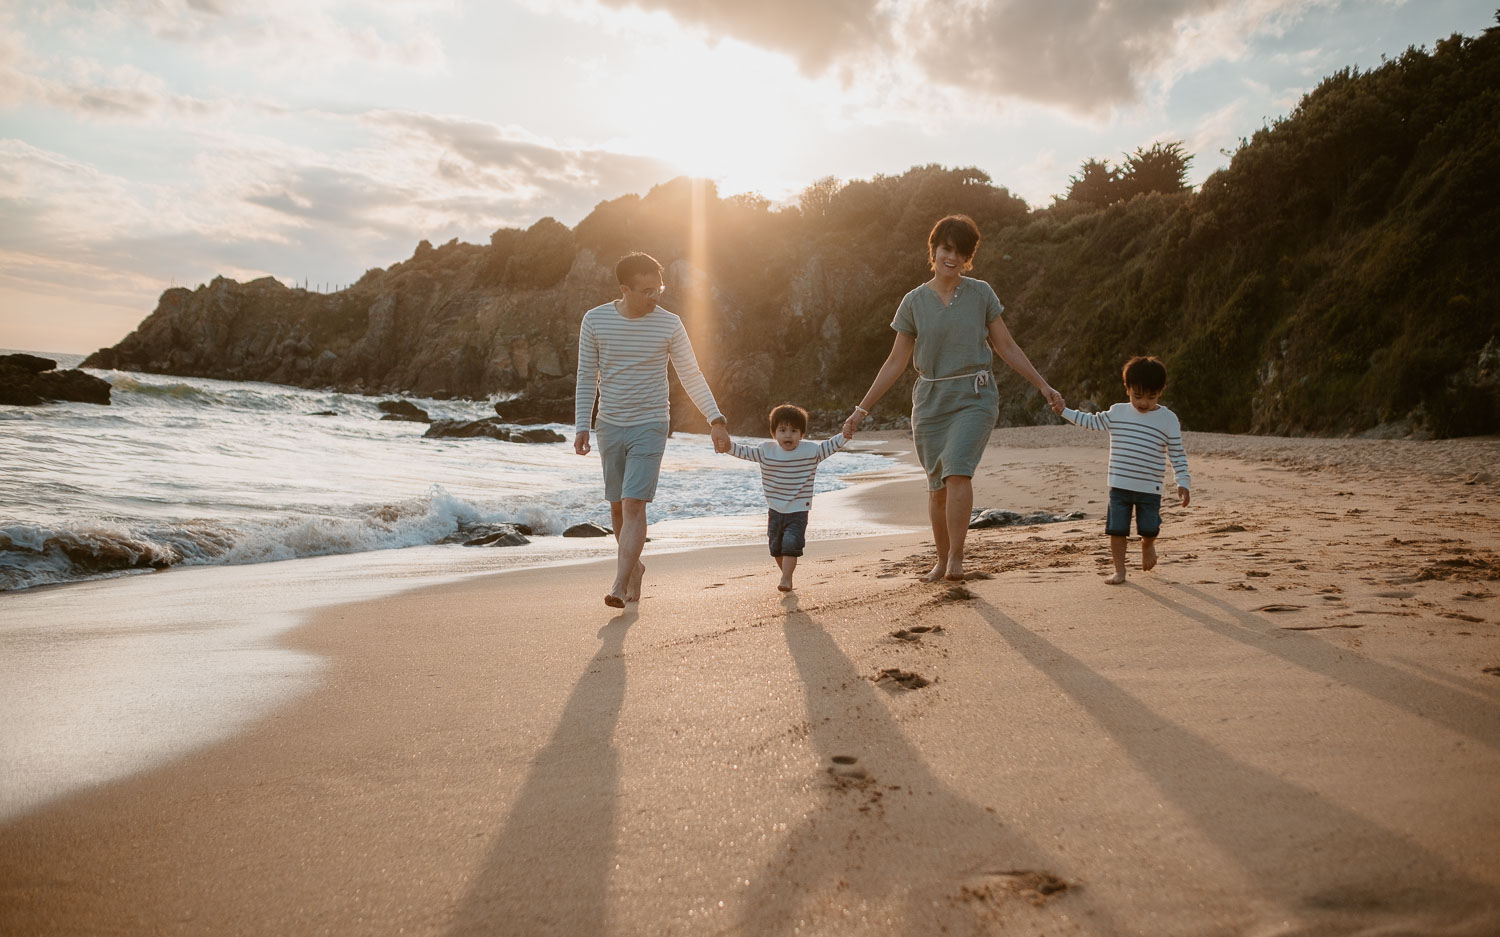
[604,592,626,608]
[777,579,793,593]
[1141,542,1157,572]
[920,563,947,583]
[625,561,645,602]
[1104,571,1127,585]
[943,563,967,582]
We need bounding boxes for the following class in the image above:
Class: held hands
[1043,385,1065,415]
[710,422,731,453]
[574,431,591,456]
[841,408,866,438]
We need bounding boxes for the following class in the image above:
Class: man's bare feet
[604,592,626,608]
[1104,571,1127,585]
[625,561,645,602]
[920,563,947,583]
[1141,541,1157,572]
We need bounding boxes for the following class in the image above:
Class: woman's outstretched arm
[842,331,915,436]
[987,316,1063,410]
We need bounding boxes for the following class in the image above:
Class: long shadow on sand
[736,605,1119,935]
[1150,582,1500,753]
[445,610,635,937]
[973,597,1500,935]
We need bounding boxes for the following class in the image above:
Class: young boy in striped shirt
[1053,356,1192,585]
[727,404,851,592]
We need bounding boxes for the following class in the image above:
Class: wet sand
[2,428,1498,936]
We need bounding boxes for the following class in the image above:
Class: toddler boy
[727,404,851,592]
[1053,356,1191,584]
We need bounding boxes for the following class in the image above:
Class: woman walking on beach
[842,214,1063,582]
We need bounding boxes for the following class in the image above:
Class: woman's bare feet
[920,562,947,582]
[1141,540,1157,572]
[943,559,967,582]
[624,561,645,602]
[604,591,626,608]
[1104,571,1127,585]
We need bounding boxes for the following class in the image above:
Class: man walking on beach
[574,251,731,608]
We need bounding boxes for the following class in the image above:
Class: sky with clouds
[1,0,1494,353]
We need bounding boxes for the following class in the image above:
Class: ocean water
[1,352,913,818]
[0,352,897,592]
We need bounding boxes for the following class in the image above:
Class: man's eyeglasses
[632,285,665,300]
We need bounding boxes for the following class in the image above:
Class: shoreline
[3,429,1498,935]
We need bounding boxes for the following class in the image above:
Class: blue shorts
[768,509,809,557]
[596,421,669,503]
[1105,487,1162,538]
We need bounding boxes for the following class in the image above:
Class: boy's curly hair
[768,403,808,435]
[1122,355,1168,393]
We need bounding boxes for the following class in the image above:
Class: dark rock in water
[378,399,429,422]
[1,353,56,373]
[0,359,111,406]
[439,522,530,547]
[308,410,339,416]
[424,419,565,443]
[563,522,612,537]
[968,508,1087,530]
[425,417,511,440]
[493,383,573,425]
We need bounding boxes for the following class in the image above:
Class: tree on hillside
[799,175,841,222]
[1065,158,1121,207]
[1119,141,1193,199]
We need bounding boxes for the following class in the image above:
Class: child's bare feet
[1141,541,1157,572]
[777,577,794,592]
[625,561,645,602]
[1104,571,1127,585]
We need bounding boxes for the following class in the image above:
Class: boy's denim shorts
[1105,487,1162,538]
[767,509,809,557]
[596,421,669,502]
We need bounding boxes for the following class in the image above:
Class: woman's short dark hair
[1122,355,1168,392]
[768,403,808,434]
[928,214,981,268]
[615,251,663,285]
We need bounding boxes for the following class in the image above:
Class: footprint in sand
[828,755,868,779]
[876,668,933,690]
[1254,604,1306,612]
[1483,666,1500,677]
[890,625,942,642]
[704,583,724,589]
[958,869,1072,908]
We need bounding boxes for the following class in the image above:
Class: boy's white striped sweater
[1062,403,1191,495]
[729,434,848,513]
[573,302,723,433]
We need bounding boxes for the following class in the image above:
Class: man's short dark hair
[769,403,808,435]
[928,214,981,266]
[615,251,663,285]
[1122,355,1168,393]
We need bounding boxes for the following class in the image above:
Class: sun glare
[598,32,824,200]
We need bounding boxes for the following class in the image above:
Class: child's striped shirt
[1061,403,1191,495]
[574,302,723,433]
[729,434,848,513]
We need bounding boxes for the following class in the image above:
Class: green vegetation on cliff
[90,19,1500,437]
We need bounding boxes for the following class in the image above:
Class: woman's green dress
[890,276,1004,490]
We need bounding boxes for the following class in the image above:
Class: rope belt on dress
[916,369,993,394]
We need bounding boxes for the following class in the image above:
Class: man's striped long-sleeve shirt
[728,434,848,513]
[1061,403,1191,495]
[574,302,723,433]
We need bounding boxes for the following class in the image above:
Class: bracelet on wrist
[853,405,869,416]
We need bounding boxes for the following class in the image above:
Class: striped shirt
[728,434,848,513]
[574,301,724,433]
[1062,403,1191,495]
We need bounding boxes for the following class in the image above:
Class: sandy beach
[3,427,1498,936]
